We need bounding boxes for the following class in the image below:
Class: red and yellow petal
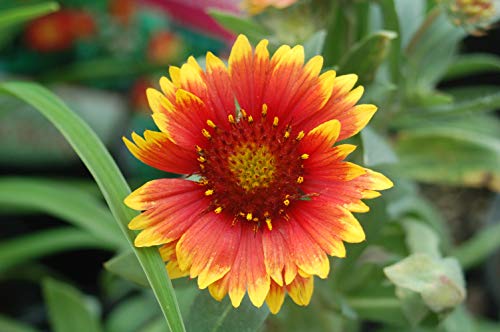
[229,35,271,117]
[123,130,197,174]
[282,219,330,279]
[286,274,314,306]
[176,214,241,289]
[266,280,286,314]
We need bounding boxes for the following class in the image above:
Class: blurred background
[0,0,499,331]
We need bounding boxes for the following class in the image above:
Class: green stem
[452,221,500,269]
[405,6,442,55]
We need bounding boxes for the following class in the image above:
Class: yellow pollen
[296,131,305,140]
[206,120,216,128]
[205,189,214,196]
[228,143,276,192]
[262,104,268,117]
[228,114,235,124]
[199,164,205,170]
[265,218,272,230]
[197,156,206,163]
[301,154,309,160]
[248,115,254,123]
[273,117,279,127]
[241,109,247,118]
[214,207,222,214]
[283,199,290,206]
[196,145,203,152]
[202,129,211,139]
[284,131,290,139]
[297,176,304,184]
[246,213,253,221]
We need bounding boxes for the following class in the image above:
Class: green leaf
[416,91,500,117]
[405,13,464,92]
[361,126,398,166]
[303,30,326,60]
[208,10,269,44]
[0,178,125,248]
[186,292,269,332]
[0,314,39,332]
[0,2,59,31]
[0,228,114,272]
[105,294,161,332]
[337,30,397,84]
[393,0,426,47]
[43,278,102,332]
[444,54,500,80]
[384,253,466,312]
[403,219,441,258]
[392,116,500,190]
[104,251,149,287]
[0,82,185,332]
[378,0,402,82]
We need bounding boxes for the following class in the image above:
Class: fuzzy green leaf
[384,253,466,312]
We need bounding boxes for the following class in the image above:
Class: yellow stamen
[248,115,254,123]
[202,129,211,139]
[283,199,290,206]
[206,120,216,128]
[297,176,304,184]
[205,189,214,196]
[214,207,222,214]
[241,109,247,118]
[246,213,253,221]
[265,218,272,230]
[228,114,235,124]
[301,154,309,160]
[195,145,203,152]
[197,156,206,163]
[262,104,268,117]
[273,117,279,127]
[296,131,305,141]
[284,131,290,139]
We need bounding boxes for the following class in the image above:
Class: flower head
[439,0,498,34]
[242,0,298,14]
[124,35,393,313]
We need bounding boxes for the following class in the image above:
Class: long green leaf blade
[0,177,125,248]
[0,228,113,272]
[0,82,185,332]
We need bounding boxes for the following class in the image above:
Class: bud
[439,0,499,34]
